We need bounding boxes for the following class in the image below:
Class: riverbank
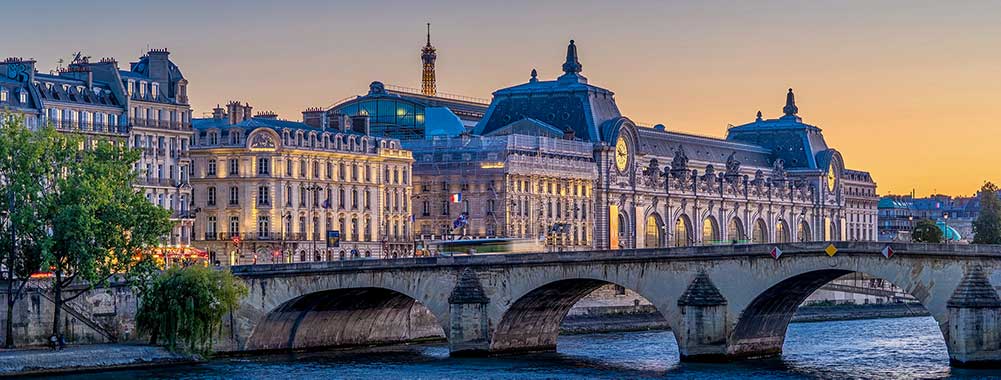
[0,344,198,377]
[561,302,929,334]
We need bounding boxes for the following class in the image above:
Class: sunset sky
[8,1,1001,197]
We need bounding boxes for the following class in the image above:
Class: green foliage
[0,113,51,282]
[973,182,1001,244]
[136,266,248,355]
[912,218,943,243]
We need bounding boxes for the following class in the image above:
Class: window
[313,162,320,178]
[0,89,6,102]
[229,216,240,236]
[229,186,239,205]
[299,159,306,177]
[257,216,270,238]
[258,186,270,206]
[286,160,293,177]
[207,160,217,176]
[326,162,332,178]
[19,91,26,104]
[422,201,430,216]
[286,185,293,206]
[257,157,270,175]
[441,200,449,215]
[228,159,239,175]
[299,187,306,207]
[206,216,217,237]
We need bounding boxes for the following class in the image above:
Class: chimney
[562,128,575,140]
[212,104,225,120]
[243,102,253,121]
[0,58,36,83]
[227,101,241,125]
[146,49,171,84]
[255,111,278,120]
[302,107,324,129]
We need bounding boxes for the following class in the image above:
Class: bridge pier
[676,272,730,362]
[447,269,492,355]
[946,268,1001,367]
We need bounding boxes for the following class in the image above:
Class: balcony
[199,232,318,242]
[137,177,184,187]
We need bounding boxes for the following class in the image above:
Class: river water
[55,316,1001,380]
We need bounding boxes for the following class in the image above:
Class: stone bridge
[216,242,1001,367]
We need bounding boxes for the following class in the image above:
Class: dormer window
[139,81,147,97]
[77,86,84,94]
[62,84,69,92]
[18,90,26,104]
[127,80,135,96]
[151,83,159,100]
[0,89,7,102]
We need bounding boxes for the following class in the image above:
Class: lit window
[19,91,26,104]
[0,89,7,102]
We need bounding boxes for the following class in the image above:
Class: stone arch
[674,214,693,247]
[752,218,768,244]
[798,220,812,242]
[245,286,447,351]
[489,278,674,354]
[727,217,745,243]
[702,216,720,245]
[775,219,791,243]
[728,266,952,361]
[617,210,631,249]
[644,212,665,248]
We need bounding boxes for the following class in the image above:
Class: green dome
[936,221,962,241]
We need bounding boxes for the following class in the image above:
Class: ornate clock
[827,169,836,192]
[615,135,629,172]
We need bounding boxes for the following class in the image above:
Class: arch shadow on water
[489,278,678,355]
[730,269,947,362]
[245,287,445,352]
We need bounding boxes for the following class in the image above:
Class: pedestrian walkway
[0,344,195,376]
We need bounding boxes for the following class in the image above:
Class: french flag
[450,193,462,203]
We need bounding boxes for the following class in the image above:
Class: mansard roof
[473,40,621,143]
[636,127,774,169]
[726,89,833,171]
[193,116,370,137]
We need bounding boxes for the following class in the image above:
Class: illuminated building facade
[190,102,413,265]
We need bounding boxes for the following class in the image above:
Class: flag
[453,213,468,229]
[770,246,782,259]
[450,193,462,203]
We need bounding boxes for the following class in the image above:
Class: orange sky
[9,1,1001,197]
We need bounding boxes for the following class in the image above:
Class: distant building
[190,102,413,265]
[878,193,980,242]
[0,50,195,248]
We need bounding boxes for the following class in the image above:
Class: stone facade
[407,134,597,251]
[190,103,414,265]
[843,169,878,241]
[0,50,195,247]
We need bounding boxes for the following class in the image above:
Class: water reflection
[52,316,1001,380]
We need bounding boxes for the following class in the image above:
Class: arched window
[752,218,768,244]
[727,217,744,243]
[798,221,811,242]
[644,214,663,248]
[674,215,692,247]
[617,213,627,248]
[776,220,791,243]
[702,216,719,245]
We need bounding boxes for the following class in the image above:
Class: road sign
[770,246,782,259]
[882,245,894,259]
[825,243,838,257]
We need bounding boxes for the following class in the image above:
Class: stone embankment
[0,344,197,377]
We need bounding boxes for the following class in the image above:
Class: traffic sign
[881,245,894,259]
[825,243,838,257]
[770,246,782,259]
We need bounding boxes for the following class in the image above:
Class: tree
[40,133,174,340]
[912,218,943,243]
[136,266,247,355]
[0,113,50,348]
[973,182,1001,244]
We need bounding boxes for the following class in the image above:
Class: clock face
[615,136,629,172]
[827,170,837,192]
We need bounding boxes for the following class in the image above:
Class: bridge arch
[489,277,678,354]
[245,286,446,351]
[728,267,949,360]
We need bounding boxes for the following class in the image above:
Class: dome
[936,221,962,241]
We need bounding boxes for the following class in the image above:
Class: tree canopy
[973,182,1001,244]
[136,266,247,355]
[912,218,943,243]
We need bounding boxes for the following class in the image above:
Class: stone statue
[725,152,741,177]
